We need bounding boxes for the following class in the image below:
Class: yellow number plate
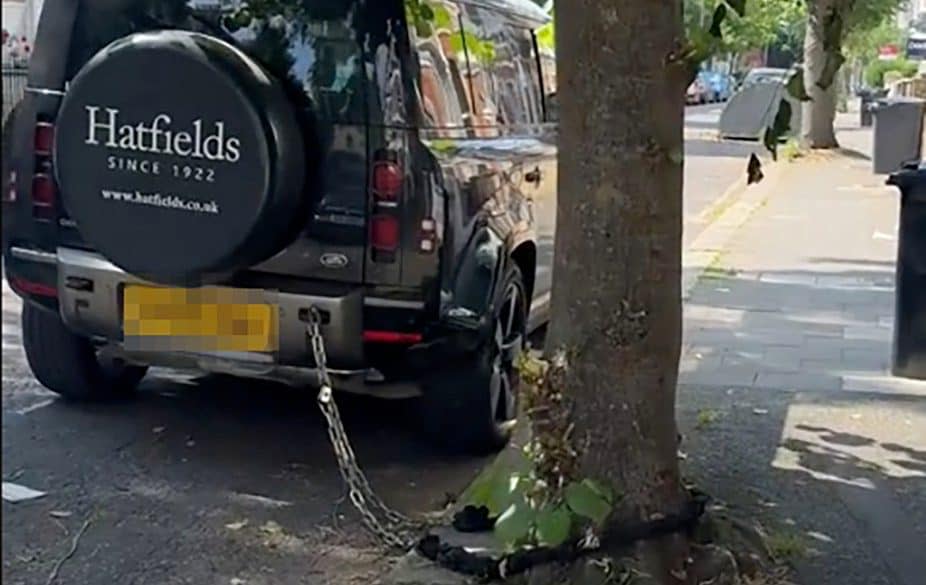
[123,286,278,353]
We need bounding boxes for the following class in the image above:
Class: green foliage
[865,58,919,89]
[535,505,572,547]
[684,0,805,55]
[564,479,614,525]
[494,494,534,548]
[844,19,904,65]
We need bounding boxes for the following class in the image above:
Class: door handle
[525,167,542,184]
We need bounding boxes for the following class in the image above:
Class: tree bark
[549,0,687,580]
[801,0,840,149]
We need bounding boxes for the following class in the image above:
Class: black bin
[889,161,926,380]
[859,89,885,128]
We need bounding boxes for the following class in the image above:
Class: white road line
[14,398,55,415]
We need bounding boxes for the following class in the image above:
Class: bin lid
[888,160,926,199]
[875,97,926,110]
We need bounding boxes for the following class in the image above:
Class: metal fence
[2,68,28,128]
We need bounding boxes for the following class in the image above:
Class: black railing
[2,68,28,127]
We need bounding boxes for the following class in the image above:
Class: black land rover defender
[2,0,558,453]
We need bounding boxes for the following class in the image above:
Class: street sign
[908,36,926,61]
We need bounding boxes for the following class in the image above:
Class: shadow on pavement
[680,266,926,585]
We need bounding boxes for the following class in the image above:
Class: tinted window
[535,18,555,122]
[459,4,542,127]
[65,0,371,124]
[405,0,474,129]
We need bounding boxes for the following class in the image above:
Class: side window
[459,5,542,128]
[535,20,557,123]
[405,0,474,129]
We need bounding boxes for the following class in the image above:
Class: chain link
[306,306,433,550]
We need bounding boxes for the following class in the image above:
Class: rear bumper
[53,246,368,368]
[10,248,364,370]
[6,246,488,395]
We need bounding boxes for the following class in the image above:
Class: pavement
[678,118,926,585]
[683,103,765,248]
[1,104,895,585]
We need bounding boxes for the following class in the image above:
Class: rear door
[13,0,411,285]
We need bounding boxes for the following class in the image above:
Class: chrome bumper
[54,247,366,369]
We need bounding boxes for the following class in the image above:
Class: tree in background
[684,0,805,69]
[801,0,906,148]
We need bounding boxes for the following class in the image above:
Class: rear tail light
[10,276,57,298]
[372,161,402,203]
[370,214,400,253]
[34,122,55,156]
[32,174,57,219]
[31,121,57,220]
[369,152,403,263]
[32,174,56,206]
[362,330,423,344]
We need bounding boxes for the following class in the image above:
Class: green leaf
[762,99,792,161]
[725,0,746,17]
[709,4,727,39]
[432,4,454,29]
[535,505,572,547]
[565,480,612,525]
[747,153,764,185]
[415,20,433,38]
[785,67,811,101]
[487,474,525,516]
[418,2,434,21]
[583,479,616,505]
[494,495,534,547]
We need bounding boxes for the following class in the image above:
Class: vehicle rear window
[65,0,369,124]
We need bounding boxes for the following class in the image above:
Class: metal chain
[306,306,429,550]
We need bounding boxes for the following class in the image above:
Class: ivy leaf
[535,505,572,547]
[785,67,811,102]
[418,2,434,21]
[747,153,764,185]
[432,4,454,29]
[415,20,433,38]
[565,480,613,525]
[494,495,534,547]
[817,52,846,90]
[487,474,525,516]
[709,4,727,40]
[762,99,792,161]
[725,0,746,17]
[583,479,616,505]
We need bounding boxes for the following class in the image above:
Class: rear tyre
[418,264,527,454]
[22,304,147,401]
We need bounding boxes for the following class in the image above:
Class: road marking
[14,398,55,415]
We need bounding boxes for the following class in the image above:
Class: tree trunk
[801,0,840,148]
[550,0,687,580]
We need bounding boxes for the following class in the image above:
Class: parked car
[739,67,790,90]
[705,72,734,102]
[2,0,558,454]
[696,71,720,103]
[687,78,709,104]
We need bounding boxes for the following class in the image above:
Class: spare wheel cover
[54,30,305,284]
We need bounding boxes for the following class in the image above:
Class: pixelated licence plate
[122,285,277,353]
